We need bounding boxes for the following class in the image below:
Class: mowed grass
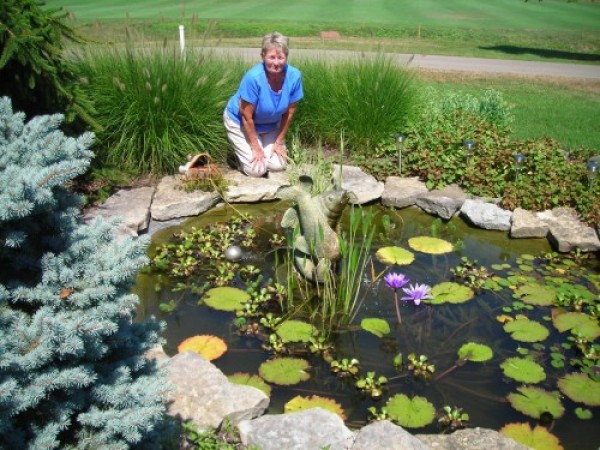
[46,0,600,30]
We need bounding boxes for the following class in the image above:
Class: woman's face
[262,47,287,76]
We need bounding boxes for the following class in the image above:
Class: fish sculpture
[278,176,353,282]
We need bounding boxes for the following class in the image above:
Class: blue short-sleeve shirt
[225,63,303,133]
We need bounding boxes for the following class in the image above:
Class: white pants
[223,111,287,177]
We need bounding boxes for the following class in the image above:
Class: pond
[134,202,599,450]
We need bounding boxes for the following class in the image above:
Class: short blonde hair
[261,32,289,57]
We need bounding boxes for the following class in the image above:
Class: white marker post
[178,25,185,59]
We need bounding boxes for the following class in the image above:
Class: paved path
[202,47,600,80]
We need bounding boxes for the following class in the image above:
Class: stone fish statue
[277,176,354,282]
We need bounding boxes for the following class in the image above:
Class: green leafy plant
[356,371,388,399]
[407,353,435,380]
[438,406,469,433]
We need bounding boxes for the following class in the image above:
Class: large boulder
[353,420,430,450]
[332,165,385,205]
[537,207,600,252]
[460,199,512,231]
[510,207,549,238]
[166,351,269,431]
[151,175,221,221]
[223,168,290,203]
[417,427,529,450]
[381,176,429,209]
[85,186,155,236]
[415,184,468,220]
[238,408,354,450]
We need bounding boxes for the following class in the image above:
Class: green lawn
[47,0,600,31]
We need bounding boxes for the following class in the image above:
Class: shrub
[0,97,168,448]
[0,0,96,128]
[76,47,245,174]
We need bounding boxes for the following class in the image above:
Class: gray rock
[332,165,385,205]
[537,207,600,252]
[151,175,221,221]
[166,351,268,431]
[460,199,512,231]
[415,184,467,220]
[352,420,430,450]
[85,186,155,236]
[510,208,549,238]
[381,176,429,209]
[416,427,529,450]
[238,408,354,450]
[223,168,290,203]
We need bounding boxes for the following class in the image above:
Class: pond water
[135,202,599,450]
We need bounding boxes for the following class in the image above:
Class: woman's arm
[275,102,298,145]
[240,99,265,169]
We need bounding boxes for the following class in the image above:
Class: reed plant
[76,47,245,174]
[294,55,419,157]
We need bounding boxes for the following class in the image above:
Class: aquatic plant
[178,335,228,361]
[385,394,436,428]
[258,358,311,386]
[500,423,563,450]
[356,371,388,399]
[401,283,433,306]
[407,353,435,380]
[438,406,469,433]
[284,395,346,420]
[330,358,360,378]
[384,272,410,324]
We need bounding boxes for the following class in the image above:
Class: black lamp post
[396,134,405,174]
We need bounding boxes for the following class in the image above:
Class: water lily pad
[177,335,227,361]
[429,282,474,305]
[507,386,564,420]
[552,312,600,341]
[361,318,390,338]
[575,408,592,420]
[203,286,250,311]
[228,372,272,397]
[457,342,493,362]
[503,317,549,343]
[385,394,436,428]
[500,357,546,384]
[408,237,453,255]
[284,395,346,420]
[557,373,600,406]
[513,283,555,306]
[500,423,563,450]
[258,357,310,386]
[276,320,318,343]
[375,246,415,265]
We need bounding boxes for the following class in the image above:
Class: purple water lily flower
[384,272,410,290]
[401,283,433,306]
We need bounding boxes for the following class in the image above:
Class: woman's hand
[250,144,266,172]
[273,141,287,164]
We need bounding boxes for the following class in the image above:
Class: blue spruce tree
[0,97,168,449]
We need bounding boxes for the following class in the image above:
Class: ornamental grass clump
[295,55,419,155]
[76,47,244,174]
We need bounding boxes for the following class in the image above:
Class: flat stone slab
[537,207,600,252]
[222,168,290,203]
[460,198,512,231]
[415,184,467,220]
[381,176,429,209]
[151,175,221,221]
[238,408,354,450]
[85,186,155,236]
[166,351,269,431]
[332,164,384,205]
[353,420,430,450]
[510,207,549,238]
